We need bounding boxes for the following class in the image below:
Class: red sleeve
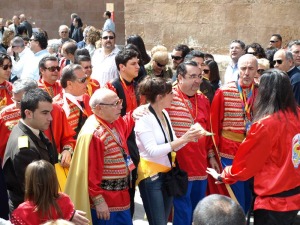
[210,89,225,149]
[57,193,75,220]
[122,111,135,139]
[88,133,105,198]
[105,82,117,94]
[0,116,9,161]
[222,122,270,184]
[45,103,76,153]
[83,94,93,116]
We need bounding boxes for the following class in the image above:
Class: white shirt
[11,47,34,79]
[135,109,177,168]
[103,18,115,32]
[21,49,50,81]
[224,61,239,84]
[91,47,120,86]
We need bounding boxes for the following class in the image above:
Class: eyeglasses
[76,75,88,83]
[203,69,210,74]
[102,36,115,40]
[247,52,257,56]
[257,69,265,75]
[11,98,21,104]
[83,65,93,70]
[45,66,60,72]
[99,99,123,107]
[273,60,283,65]
[187,74,203,79]
[155,61,166,68]
[1,64,12,70]
[171,55,183,61]
[270,40,278,43]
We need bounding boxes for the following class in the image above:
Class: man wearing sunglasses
[274,49,300,105]
[10,36,34,82]
[91,30,119,87]
[53,64,92,139]
[0,53,13,110]
[268,34,282,50]
[38,56,62,98]
[171,44,190,78]
[106,48,140,218]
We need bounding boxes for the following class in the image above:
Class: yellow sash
[55,163,69,192]
[222,130,245,143]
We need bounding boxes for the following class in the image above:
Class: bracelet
[93,196,105,206]
[217,175,223,183]
[63,146,74,156]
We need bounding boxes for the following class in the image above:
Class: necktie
[39,131,55,164]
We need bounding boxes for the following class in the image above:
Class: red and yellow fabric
[38,79,63,98]
[65,113,134,222]
[221,109,300,211]
[210,81,258,159]
[86,77,100,97]
[166,85,212,180]
[10,193,75,225]
[0,81,13,111]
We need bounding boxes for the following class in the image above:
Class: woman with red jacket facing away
[207,69,300,225]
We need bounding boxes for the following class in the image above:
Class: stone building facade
[1,0,300,54]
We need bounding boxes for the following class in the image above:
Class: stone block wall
[0,0,125,45]
[124,0,300,54]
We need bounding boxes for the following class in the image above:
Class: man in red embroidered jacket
[0,54,13,110]
[65,88,135,225]
[210,54,259,213]
[37,56,62,98]
[53,64,92,139]
[166,60,219,225]
[0,79,75,167]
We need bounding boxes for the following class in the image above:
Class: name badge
[126,155,136,172]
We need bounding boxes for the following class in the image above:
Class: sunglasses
[171,55,183,61]
[99,99,123,107]
[156,61,166,68]
[1,64,12,70]
[203,69,210,74]
[257,69,265,75]
[76,76,88,83]
[102,36,114,40]
[273,60,283,65]
[45,66,60,72]
[83,65,93,70]
[270,40,278,43]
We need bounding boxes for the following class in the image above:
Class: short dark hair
[254,69,298,122]
[60,64,83,88]
[176,60,198,79]
[174,44,190,59]
[63,42,77,55]
[39,56,58,70]
[105,11,111,18]
[0,53,12,66]
[32,32,48,49]
[115,49,139,71]
[74,55,91,65]
[126,35,151,65]
[138,76,172,103]
[231,40,246,50]
[184,50,205,61]
[74,48,90,62]
[272,34,282,42]
[21,89,52,119]
[193,194,246,225]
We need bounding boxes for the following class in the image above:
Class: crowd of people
[0,11,300,225]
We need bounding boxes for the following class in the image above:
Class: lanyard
[177,87,198,122]
[236,82,254,121]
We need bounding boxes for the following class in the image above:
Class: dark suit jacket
[287,66,300,105]
[2,121,55,210]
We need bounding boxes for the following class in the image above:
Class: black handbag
[149,105,188,197]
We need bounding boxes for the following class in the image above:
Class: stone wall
[0,0,125,45]
[124,0,300,54]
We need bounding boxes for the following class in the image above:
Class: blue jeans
[138,173,173,225]
[221,157,252,213]
[173,179,207,225]
[91,208,132,225]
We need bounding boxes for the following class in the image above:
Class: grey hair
[12,79,38,94]
[288,40,300,50]
[89,88,114,110]
[286,51,294,61]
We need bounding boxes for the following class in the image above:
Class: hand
[182,127,204,143]
[71,210,90,225]
[60,150,71,168]
[206,167,220,180]
[209,157,220,173]
[95,200,110,220]
[132,105,149,121]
